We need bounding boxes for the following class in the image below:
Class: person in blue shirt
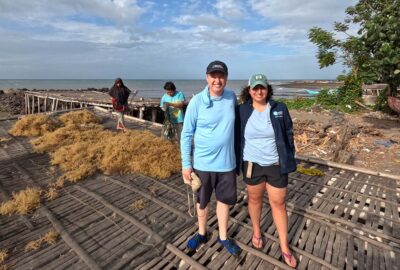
[236,74,297,268]
[180,60,241,257]
[160,81,186,141]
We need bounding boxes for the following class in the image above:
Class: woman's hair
[239,84,274,104]
[163,81,176,91]
[114,78,125,87]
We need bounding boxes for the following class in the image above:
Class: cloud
[249,0,357,28]
[0,0,144,24]
[0,0,356,79]
[174,14,229,28]
[214,0,245,19]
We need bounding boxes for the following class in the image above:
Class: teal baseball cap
[248,74,268,88]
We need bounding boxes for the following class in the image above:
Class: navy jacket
[235,99,296,175]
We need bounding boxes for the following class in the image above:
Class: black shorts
[194,169,237,210]
[243,161,288,188]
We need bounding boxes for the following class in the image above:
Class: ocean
[0,79,311,99]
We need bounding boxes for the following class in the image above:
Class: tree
[309,0,400,96]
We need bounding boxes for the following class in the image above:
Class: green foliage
[308,0,400,97]
[337,75,362,112]
[374,86,392,113]
[276,97,315,110]
[316,88,338,107]
[336,74,347,81]
[314,75,362,113]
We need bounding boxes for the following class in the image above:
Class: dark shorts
[194,169,237,210]
[243,161,288,188]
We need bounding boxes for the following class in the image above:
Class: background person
[108,78,131,131]
[236,74,297,267]
[160,81,186,141]
[180,60,241,257]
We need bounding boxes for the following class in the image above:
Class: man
[180,60,241,256]
[160,81,186,141]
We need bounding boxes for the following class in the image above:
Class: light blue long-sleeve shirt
[180,86,237,171]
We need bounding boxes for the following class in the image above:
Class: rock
[3,88,16,94]
[0,92,25,115]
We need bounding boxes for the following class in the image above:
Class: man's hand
[182,168,193,184]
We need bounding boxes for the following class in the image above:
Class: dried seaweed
[9,115,58,137]
[0,188,41,215]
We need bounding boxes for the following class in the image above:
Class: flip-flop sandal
[282,250,297,268]
[252,235,263,250]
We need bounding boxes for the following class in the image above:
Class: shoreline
[278,81,343,89]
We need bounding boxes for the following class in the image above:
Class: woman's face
[250,84,268,103]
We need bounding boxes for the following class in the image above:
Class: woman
[236,74,297,268]
[109,78,131,131]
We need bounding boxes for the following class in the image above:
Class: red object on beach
[388,96,400,114]
[111,97,125,112]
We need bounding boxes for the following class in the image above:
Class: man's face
[166,89,175,97]
[206,71,227,96]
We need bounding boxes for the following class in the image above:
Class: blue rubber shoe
[187,233,207,251]
[218,237,241,257]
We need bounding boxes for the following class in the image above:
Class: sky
[0,0,357,80]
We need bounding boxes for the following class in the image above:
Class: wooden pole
[139,107,144,119]
[37,96,40,113]
[55,99,59,111]
[296,155,400,180]
[28,94,31,114]
[24,94,28,114]
[32,95,35,114]
[151,108,157,122]
[44,96,48,112]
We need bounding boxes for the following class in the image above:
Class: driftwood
[332,125,353,163]
[355,100,373,111]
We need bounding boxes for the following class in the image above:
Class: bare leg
[216,201,229,240]
[197,203,209,235]
[266,183,297,267]
[247,183,266,238]
[117,112,127,130]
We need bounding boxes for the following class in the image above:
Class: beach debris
[25,239,42,252]
[131,199,145,210]
[0,250,7,264]
[0,188,41,216]
[25,230,59,252]
[373,139,396,148]
[0,185,62,216]
[148,185,158,196]
[297,166,324,176]
[42,230,59,245]
[0,137,11,144]
[9,115,58,137]
[44,188,59,201]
